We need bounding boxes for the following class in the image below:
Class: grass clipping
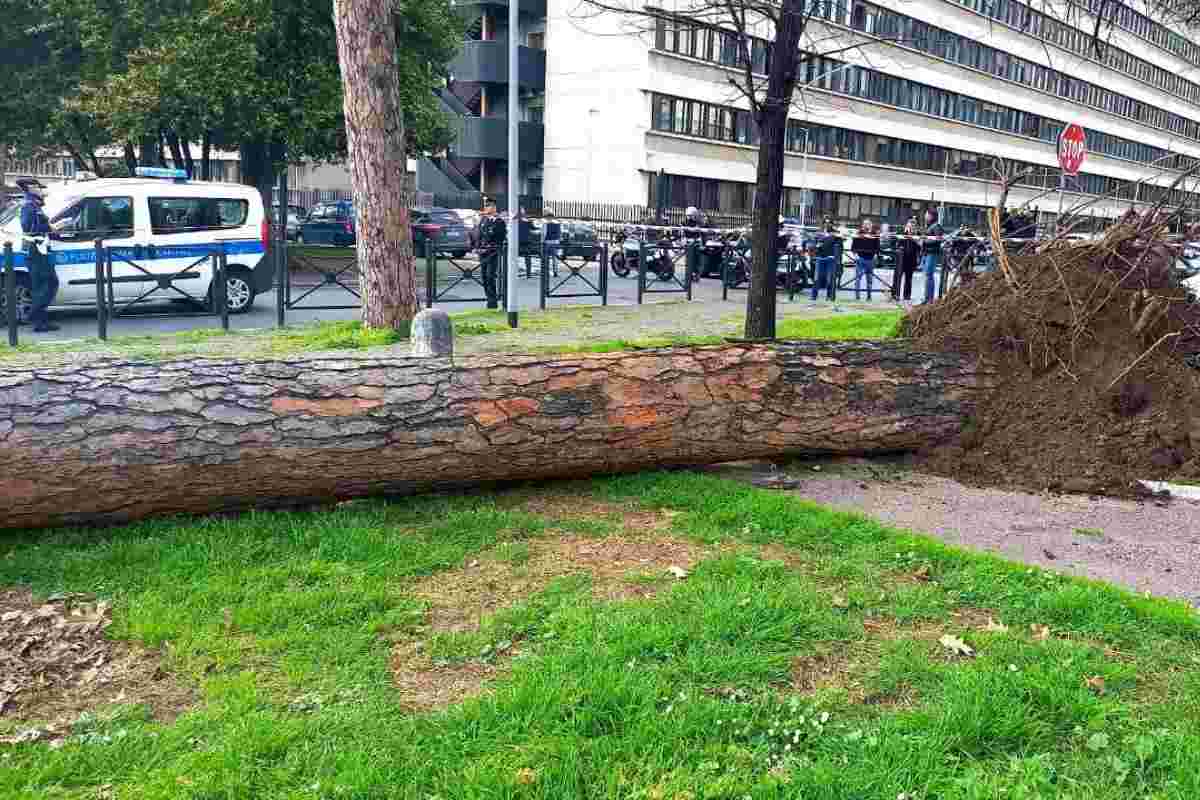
[904,210,1200,495]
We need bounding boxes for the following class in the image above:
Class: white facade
[542,0,1200,226]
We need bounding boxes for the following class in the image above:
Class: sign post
[1057,123,1087,234]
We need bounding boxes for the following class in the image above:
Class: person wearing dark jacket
[477,203,506,309]
[850,219,879,301]
[893,219,920,302]
[541,211,562,278]
[17,177,58,332]
[809,218,841,302]
[920,208,945,303]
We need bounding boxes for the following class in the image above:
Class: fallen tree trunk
[0,342,994,530]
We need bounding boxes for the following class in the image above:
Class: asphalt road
[13,261,930,345]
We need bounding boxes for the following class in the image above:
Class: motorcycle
[610,224,675,281]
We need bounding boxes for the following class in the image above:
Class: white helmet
[685,206,701,224]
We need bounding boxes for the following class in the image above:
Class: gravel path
[711,460,1200,606]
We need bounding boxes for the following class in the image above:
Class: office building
[422,0,1200,228]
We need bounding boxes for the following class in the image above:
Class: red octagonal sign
[1058,123,1087,176]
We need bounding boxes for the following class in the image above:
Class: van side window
[51,197,134,241]
[149,198,249,234]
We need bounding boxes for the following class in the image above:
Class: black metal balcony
[451,0,547,19]
[452,117,544,164]
[450,41,546,90]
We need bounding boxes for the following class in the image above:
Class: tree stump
[0,342,993,530]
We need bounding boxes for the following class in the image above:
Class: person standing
[920,208,945,304]
[541,211,562,278]
[810,218,839,304]
[17,178,58,332]
[851,218,879,301]
[893,219,920,303]
[476,202,506,309]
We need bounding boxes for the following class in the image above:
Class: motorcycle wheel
[610,251,631,278]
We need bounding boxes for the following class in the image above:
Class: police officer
[17,177,59,332]
[476,202,506,309]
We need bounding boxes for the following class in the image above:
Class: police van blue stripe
[4,241,265,269]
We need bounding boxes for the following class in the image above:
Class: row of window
[850,0,1200,138]
[1072,0,1200,68]
[650,94,1199,209]
[655,10,1200,148]
[952,0,1200,105]
[651,18,1200,175]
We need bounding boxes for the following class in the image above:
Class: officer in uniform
[476,202,506,309]
[17,177,59,332]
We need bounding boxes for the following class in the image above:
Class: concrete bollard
[410,308,454,358]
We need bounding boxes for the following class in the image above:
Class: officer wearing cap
[17,177,59,332]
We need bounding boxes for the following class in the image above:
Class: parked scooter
[610,223,675,281]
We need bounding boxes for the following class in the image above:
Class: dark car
[411,207,471,258]
[298,200,355,246]
[526,220,601,261]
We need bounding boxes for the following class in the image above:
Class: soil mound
[904,212,1200,495]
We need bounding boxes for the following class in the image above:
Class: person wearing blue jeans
[920,209,945,303]
[809,220,839,301]
[851,219,879,301]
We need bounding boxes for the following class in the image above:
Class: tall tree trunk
[123,141,138,175]
[201,132,212,181]
[333,0,418,331]
[138,136,157,167]
[745,0,806,341]
[239,139,276,221]
[165,130,185,172]
[0,342,994,530]
[181,136,195,179]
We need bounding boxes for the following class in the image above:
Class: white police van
[0,167,269,320]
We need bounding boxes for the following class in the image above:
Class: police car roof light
[135,167,189,181]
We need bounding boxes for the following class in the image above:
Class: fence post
[600,243,608,307]
[94,240,107,341]
[684,242,693,302]
[275,234,286,328]
[637,240,645,305]
[787,252,797,302]
[539,244,548,311]
[217,243,230,331]
[425,246,436,309]
[4,243,16,347]
[721,246,730,302]
[105,246,117,322]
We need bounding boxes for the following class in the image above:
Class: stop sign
[1058,123,1087,175]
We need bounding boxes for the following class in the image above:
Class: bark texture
[333,0,418,331]
[745,0,806,341]
[0,343,994,530]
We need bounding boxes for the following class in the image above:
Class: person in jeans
[810,218,840,302]
[893,219,920,303]
[851,219,879,301]
[920,208,945,303]
[541,211,562,278]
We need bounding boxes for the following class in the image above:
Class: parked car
[527,220,601,261]
[411,207,471,258]
[272,203,306,241]
[298,200,355,246]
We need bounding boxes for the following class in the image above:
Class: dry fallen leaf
[515,768,538,785]
[667,565,689,579]
[832,595,849,609]
[913,565,932,582]
[1085,675,1106,695]
[983,617,1010,634]
[938,634,976,657]
[1030,624,1052,642]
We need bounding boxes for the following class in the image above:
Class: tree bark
[201,132,212,181]
[333,0,418,332]
[0,342,994,531]
[745,0,806,341]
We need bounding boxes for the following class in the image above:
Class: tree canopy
[0,0,461,179]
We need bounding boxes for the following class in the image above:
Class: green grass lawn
[3,473,1199,799]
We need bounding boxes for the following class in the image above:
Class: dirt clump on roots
[904,211,1200,496]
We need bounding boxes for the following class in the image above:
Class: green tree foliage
[1,0,460,184]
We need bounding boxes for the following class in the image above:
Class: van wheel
[211,267,256,314]
[0,272,33,324]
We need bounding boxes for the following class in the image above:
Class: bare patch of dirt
[390,507,716,711]
[0,588,194,740]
